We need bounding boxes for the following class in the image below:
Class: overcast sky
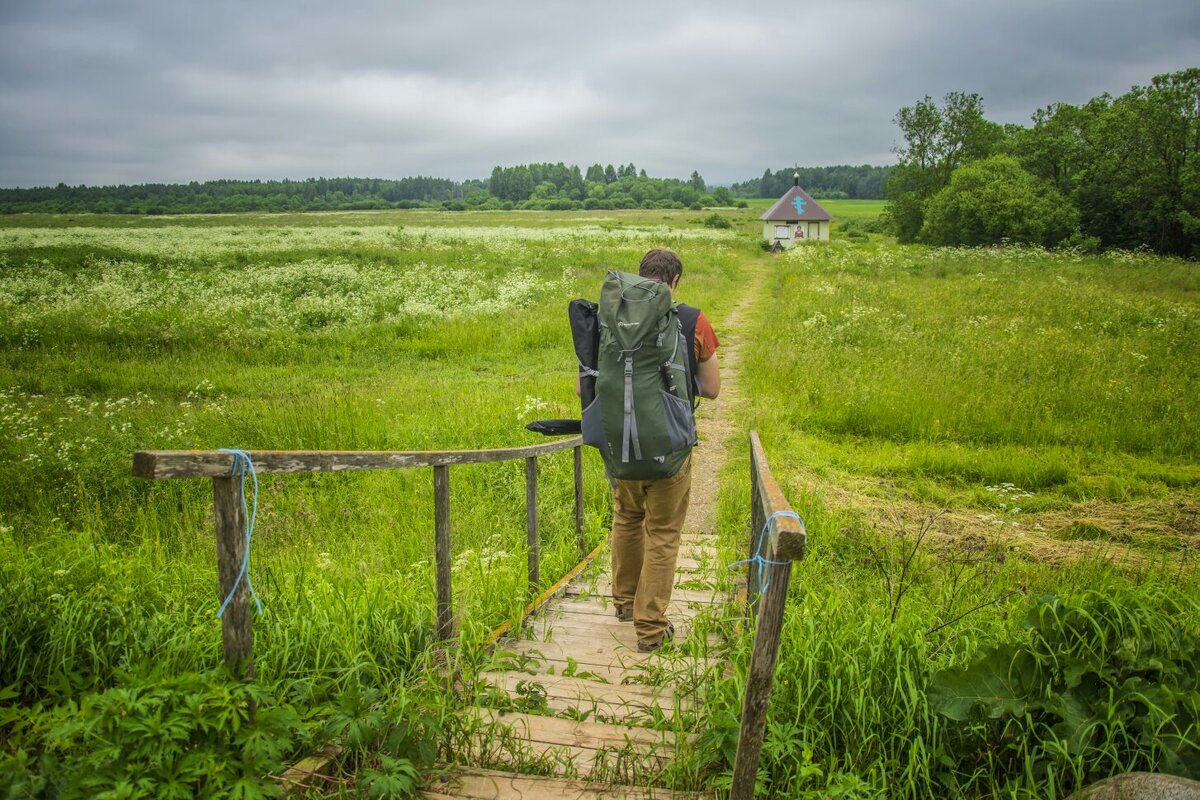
[1,1,1196,188]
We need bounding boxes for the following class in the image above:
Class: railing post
[730,555,793,800]
[525,456,539,592]
[573,445,586,558]
[433,465,454,641]
[213,476,254,678]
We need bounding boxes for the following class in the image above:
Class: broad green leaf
[929,644,1029,721]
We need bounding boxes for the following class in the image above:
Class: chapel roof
[760,185,833,222]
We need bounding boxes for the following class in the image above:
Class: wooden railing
[730,431,808,800]
[132,437,587,677]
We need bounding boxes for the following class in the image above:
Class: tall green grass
[714,238,1200,797]
[0,210,753,793]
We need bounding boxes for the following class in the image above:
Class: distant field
[820,198,888,222]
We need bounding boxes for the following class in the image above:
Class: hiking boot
[637,622,675,653]
[614,604,633,623]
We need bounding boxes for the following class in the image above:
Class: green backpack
[580,271,697,480]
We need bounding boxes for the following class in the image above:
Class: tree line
[730,165,892,200]
[0,176,469,215]
[0,160,894,215]
[886,67,1200,257]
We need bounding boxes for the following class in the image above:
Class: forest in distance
[0,164,890,216]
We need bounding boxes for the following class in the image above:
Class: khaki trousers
[610,456,692,646]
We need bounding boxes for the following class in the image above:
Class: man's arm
[696,355,720,399]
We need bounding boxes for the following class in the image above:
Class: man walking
[607,248,720,652]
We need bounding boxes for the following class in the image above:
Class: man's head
[638,248,683,292]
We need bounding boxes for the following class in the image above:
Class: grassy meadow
[0,208,746,797]
[717,237,1200,797]
[1,202,1198,798]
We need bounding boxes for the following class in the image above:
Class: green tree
[920,155,1079,247]
[886,92,1005,241]
[604,164,618,183]
[689,170,706,192]
[585,163,605,183]
[1012,102,1094,196]
[1079,68,1200,255]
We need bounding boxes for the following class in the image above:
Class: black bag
[569,299,600,407]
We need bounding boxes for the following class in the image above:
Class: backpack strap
[622,355,641,463]
[676,303,701,409]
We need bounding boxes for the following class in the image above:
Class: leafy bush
[19,669,307,799]
[701,213,732,229]
[930,590,1200,791]
[920,156,1079,247]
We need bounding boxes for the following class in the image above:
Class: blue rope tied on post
[216,448,264,618]
[730,510,805,594]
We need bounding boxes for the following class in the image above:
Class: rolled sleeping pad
[569,299,599,408]
[526,419,583,436]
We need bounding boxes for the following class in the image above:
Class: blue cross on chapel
[792,195,806,215]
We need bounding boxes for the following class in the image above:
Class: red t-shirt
[694,310,719,363]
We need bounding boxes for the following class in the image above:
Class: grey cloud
[1,0,1197,187]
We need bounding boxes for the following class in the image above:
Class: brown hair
[638,248,683,286]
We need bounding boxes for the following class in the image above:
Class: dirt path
[683,261,767,535]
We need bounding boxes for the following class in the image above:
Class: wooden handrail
[730,430,807,800]
[132,436,583,479]
[131,436,589,675]
[746,430,806,601]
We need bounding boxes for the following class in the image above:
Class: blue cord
[216,448,264,618]
[730,510,805,593]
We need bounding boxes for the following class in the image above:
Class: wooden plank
[467,708,688,751]
[131,437,583,479]
[459,718,678,781]
[528,622,646,649]
[567,582,723,606]
[527,457,539,592]
[527,614,714,645]
[427,767,710,799]
[477,672,685,717]
[533,604,704,628]
[276,744,342,795]
[532,627,723,656]
[462,736,603,778]
[434,465,454,641]
[493,640,719,678]
[542,597,707,620]
[480,670,676,705]
[213,476,253,678]
[485,544,604,645]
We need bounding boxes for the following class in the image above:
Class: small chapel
[760,174,832,247]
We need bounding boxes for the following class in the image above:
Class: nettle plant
[39,669,306,799]
[930,589,1200,791]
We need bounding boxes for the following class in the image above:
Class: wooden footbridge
[132,432,805,799]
